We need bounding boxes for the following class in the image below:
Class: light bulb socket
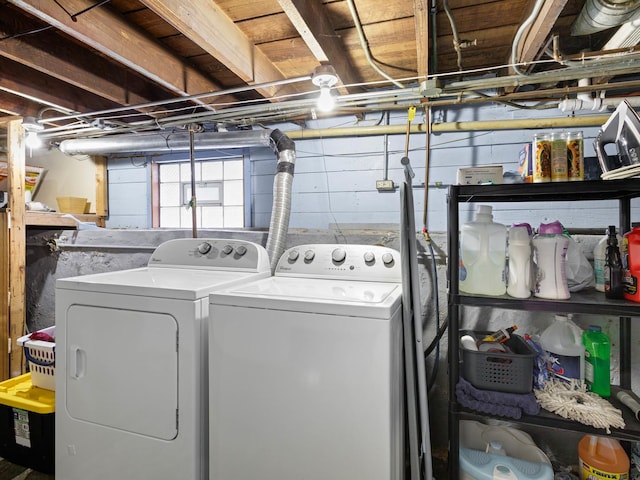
[311,65,338,88]
[22,116,44,132]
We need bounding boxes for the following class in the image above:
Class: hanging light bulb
[22,116,44,155]
[317,85,336,112]
[311,65,339,113]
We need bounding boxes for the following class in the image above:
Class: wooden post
[94,155,108,227]
[4,117,26,379]
[0,212,8,380]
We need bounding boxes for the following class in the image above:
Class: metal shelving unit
[447,179,640,479]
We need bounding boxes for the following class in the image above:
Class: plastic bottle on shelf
[480,325,517,344]
[623,226,640,303]
[459,205,507,296]
[594,226,622,292]
[604,226,624,299]
[578,435,629,480]
[532,221,570,300]
[539,314,584,383]
[507,224,533,298]
[582,325,611,397]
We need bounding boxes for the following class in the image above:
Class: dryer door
[65,305,178,440]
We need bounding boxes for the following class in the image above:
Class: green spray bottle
[582,325,611,397]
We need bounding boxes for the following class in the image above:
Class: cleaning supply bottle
[480,325,517,344]
[623,226,640,302]
[578,435,629,480]
[539,314,585,383]
[459,205,507,296]
[507,225,533,298]
[582,325,611,397]
[532,221,570,300]
[594,226,621,292]
[604,225,624,299]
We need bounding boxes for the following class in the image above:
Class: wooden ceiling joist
[277,0,361,93]
[7,0,235,107]
[140,0,304,99]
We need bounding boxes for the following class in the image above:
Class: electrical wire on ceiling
[511,0,545,76]
[441,0,463,73]
[344,0,405,89]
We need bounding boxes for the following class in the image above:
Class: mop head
[534,379,625,433]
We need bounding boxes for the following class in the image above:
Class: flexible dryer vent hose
[265,129,296,273]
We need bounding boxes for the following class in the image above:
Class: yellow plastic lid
[0,373,54,414]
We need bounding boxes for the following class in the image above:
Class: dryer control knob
[363,251,375,263]
[304,250,315,262]
[382,252,394,265]
[236,245,247,256]
[222,245,233,255]
[288,250,300,261]
[197,242,212,255]
[332,248,346,263]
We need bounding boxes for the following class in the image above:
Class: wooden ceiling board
[2,0,638,136]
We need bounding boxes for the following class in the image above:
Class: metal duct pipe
[265,129,296,273]
[59,130,273,155]
[59,128,297,270]
[571,0,640,35]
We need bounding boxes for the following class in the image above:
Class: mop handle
[616,390,640,420]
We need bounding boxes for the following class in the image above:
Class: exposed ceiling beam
[277,0,361,94]
[0,91,42,118]
[0,56,117,114]
[508,0,569,75]
[140,0,303,99]
[413,0,429,80]
[0,25,161,108]
[7,0,235,107]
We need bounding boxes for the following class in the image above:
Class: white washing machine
[209,244,404,480]
[55,238,270,480]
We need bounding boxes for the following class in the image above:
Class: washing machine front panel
[210,302,404,480]
[66,304,178,440]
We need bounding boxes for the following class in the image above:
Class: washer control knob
[363,251,375,263]
[236,245,247,256]
[197,242,212,255]
[332,248,346,263]
[288,249,300,261]
[222,245,233,255]
[304,250,315,262]
[382,252,394,265]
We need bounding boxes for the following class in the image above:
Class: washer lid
[210,276,402,318]
[57,267,270,300]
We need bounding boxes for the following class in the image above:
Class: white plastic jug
[459,205,507,296]
[539,314,585,383]
[532,222,570,300]
[507,225,533,299]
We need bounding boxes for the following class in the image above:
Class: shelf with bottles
[452,290,640,317]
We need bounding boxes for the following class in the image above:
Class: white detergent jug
[532,221,570,300]
[459,205,507,296]
[507,225,533,299]
[539,314,585,383]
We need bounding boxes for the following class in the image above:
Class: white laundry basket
[17,326,55,391]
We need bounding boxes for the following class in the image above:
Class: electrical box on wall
[376,180,395,191]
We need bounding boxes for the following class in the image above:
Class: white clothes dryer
[209,244,404,480]
[55,238,270,480]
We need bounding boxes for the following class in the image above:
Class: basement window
[157,158,244,228]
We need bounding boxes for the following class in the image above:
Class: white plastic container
[459,205,507,296]
[532,222,570,300]
[507,225,533,298]
[539,314,585,383]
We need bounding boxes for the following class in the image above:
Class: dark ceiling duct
[571,0,640,35]
[59,129,296,271]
